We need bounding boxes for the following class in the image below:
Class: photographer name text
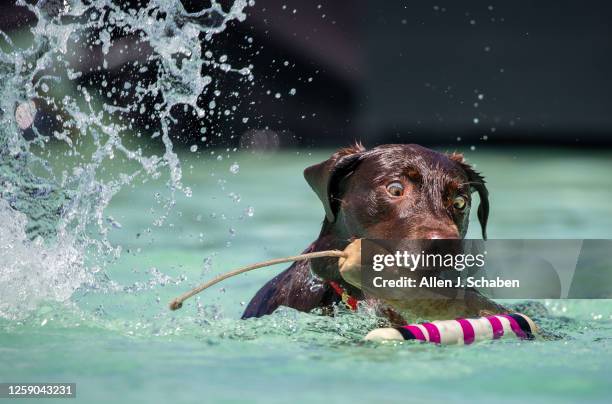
[372,276,520,288]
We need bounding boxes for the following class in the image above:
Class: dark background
[2,0,611,148]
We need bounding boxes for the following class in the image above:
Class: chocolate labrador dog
[242,143,506,323]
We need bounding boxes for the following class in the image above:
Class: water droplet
[289,88,296,95]
[15,100,36,129]
[190,145,198,152]
[106,216,122,229]
[473,118,480,124]
[229,162,240,174]
[245,206,255,217]
[202,256,213,274]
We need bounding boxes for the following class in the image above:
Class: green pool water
[1,148,612,403]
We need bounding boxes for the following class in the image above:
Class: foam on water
[0,199,88,319]
[0,0,252,319]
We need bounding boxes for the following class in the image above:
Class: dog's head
[305,143,489,241]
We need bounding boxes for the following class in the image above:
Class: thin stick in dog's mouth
[169,250,348,311]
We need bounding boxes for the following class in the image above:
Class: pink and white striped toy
[365,313,537,344]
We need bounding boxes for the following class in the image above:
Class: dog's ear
[449,153,490,239]
[304,142,366,222]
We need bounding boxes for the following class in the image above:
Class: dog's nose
[425,231,458,240]
[417,227,460,240]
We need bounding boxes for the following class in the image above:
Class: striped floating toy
[365,313,537,344]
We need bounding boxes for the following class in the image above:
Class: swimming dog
[242,143,507,323]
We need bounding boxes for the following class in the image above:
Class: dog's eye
[386,182,404,197]
[453,196,467,210]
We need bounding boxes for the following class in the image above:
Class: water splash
[0,199,89,319]
[0,0,252,319]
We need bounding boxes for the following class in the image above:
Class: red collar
[327,281,358,311]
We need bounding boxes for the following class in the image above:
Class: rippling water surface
[2,149,612,403]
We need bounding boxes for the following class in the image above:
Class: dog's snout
[426,231,458,240]
[416,226,460,240]
[428,232,453,240]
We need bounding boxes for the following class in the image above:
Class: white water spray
[0,0,253,319]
